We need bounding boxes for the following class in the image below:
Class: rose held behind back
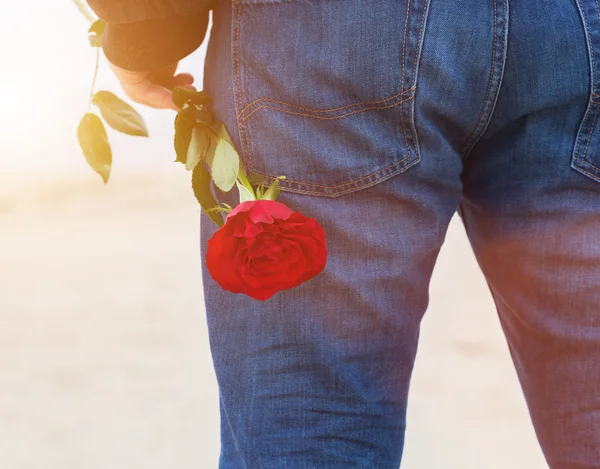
[206,200,327,301]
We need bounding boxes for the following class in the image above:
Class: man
[87,0,600,467]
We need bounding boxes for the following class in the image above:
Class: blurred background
[0,2,548,468]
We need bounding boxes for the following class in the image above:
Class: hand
[109,62,195,111]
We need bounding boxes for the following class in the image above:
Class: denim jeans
[200,0,600,467]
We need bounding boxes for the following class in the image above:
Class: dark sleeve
[86,0,214,71]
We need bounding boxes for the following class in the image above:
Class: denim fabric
[200,0,600,467]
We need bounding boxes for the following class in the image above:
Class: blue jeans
[200,0,600,467]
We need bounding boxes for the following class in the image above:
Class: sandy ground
[0,169,549,469]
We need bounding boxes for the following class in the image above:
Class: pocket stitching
[399,0,413,154]
[576,163,600,181]
[583,93,600,172]
[232,0,428,196]
[237,87,414,119]
[251,153,418,197]
[232,2,255,182]
[239,92,415,125]
[571,0,600,180]
[256,151,414,190]
[404,0,430,163]
[582,101,600,171]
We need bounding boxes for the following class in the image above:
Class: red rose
[206,200,327,301]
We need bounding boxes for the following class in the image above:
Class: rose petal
[244,222,263,238]
[248,200,293,224]
[226,200,255,219]
[206,233,246,293]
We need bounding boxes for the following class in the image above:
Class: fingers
[109,62,195,111]
[121,80,180,111]
[169,73,195,88]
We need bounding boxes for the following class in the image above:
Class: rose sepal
[236,172,287,203]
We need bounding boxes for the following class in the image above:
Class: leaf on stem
[236,180,256,203]
[192,163,224,227]
[77,113,112,183]
[186,126,210,171]
[203,133,218,168]
[193,105,214,127]
[174,107,195,164]
[93,91,148,137]
[216,122,236,146]
[88,20,105,47]
[211,137,240,193]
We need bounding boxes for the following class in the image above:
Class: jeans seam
[582,102,600,170]
[573,0,593,167]
[258,151,414,190]
[237,88,414,118]
[238,89,413,125]
[240,95,413,124]
[232,1,253,177]
[460,0,509,164]
[460,0,506,162]
[251,156,417,196]
[573,0,600,177]
[573,104,591,163]
[459,0,498,158]
[576,161,600,181]
[399,0,413,153]
[406,0,431,164]
[580,0,598,95]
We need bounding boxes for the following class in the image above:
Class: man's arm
[86,0,213,109]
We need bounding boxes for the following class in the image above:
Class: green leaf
[193,105,214,127]
[236,180,256,203]
[216,123,235,146]
[77,113,112,183]
[214,122,250,174]
[174,108,195,164]
[88,19,105,47]
[93,91,148,137]
[192,163,224,227]
[186,126,210,171]
[171,87,213,109]
[210,138,240,193]
[203,133,218,169]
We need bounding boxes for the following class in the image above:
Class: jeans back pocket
[573,0,600,183]
[232,0,430,197]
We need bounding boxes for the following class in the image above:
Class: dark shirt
[86,0,214,71]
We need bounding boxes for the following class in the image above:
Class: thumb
[122,79,179,111]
